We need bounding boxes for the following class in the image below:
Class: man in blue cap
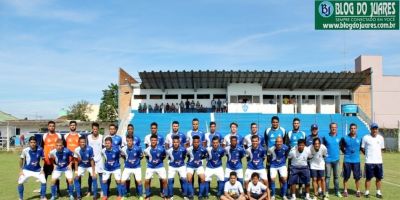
[306,124,320,147]
[361,123,385,199]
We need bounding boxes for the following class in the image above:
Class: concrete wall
[355,55,400,128]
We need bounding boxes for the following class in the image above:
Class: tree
[98,83,118,122]
[66,100,92,121]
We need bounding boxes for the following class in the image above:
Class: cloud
[1,0,98,23]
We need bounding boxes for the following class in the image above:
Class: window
[134,95,147,99]
[341,95,352,100]
[238,95,252,103]
[230,96,238,103]
[165,94,178,99]
[213,94,226,99]
[263,95,274,99]
[323,95,334,100]
[253,96,260,103]
[150,94,163,99]
[181,94,195,99]
[196,94,210,99]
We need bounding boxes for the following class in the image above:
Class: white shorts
[122,167,142,182]
[145,167,167,180]
[270,166,288,179]
[168,166,186,179]
[94,159,104,174]
[205,167,224,181]
[245,169,268,181]
[186,166,205,175]
[225,168,243,179]
[103,169,122,181]
[77,166,96,177]
[52,169,73,180]
[18,170,46,184]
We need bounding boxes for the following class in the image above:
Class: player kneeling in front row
[101,137,124,200]
[247,172,269,200]
[221,172,246,200]
[74,136,98,200]
[288,139,312,200]
[17,136,47,200]
[166,135,188,199]
[144,134,168,200]
[49,139,75,200]
[121,134,144,200]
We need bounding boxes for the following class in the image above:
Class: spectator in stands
[138,103,143,113]
[160,103,164,113]
[180,101,184,112]
[211,99,216,112]
[190,100,195,112]
[217,99,222,112]
[148,104,153,113]
[196,101,200,110]
[185,99,190,111]
[166,103,170,113]
[143,103,147,113]
[283,97,289,104]
[269,99,273,104]
[154,104,159,113]
[171,103,176,112]
[223,99,228,112]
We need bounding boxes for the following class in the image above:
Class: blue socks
[145,186,151,197]
[205,181,210,197]
[51,184,57,198]
[187,181,194,197]
[74,177,81,197]
[217,181,225,196]
[101,181,108,197]
[40,183,46,198]
[17,184,24,199]
[92,177,98,198]
[238,178,243,186]
[137,183,143,196]
[199,182,207,197]
[281,180,288,197]
[67,183,74,196]
[271,181,276,197]
[168,178,174,197]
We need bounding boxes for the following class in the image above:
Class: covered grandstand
[117,55,400,147]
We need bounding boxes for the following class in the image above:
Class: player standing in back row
[362,123,385,199]
[340,123,362,198]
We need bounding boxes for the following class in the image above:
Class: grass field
[2,151,399,200]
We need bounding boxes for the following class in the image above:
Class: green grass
[2,151,399,200]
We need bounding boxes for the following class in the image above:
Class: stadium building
[117,55,400,149]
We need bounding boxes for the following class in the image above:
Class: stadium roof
[136,69,371,91]
[0,111,18,122]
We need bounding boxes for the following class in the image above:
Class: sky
[0,0,399,119]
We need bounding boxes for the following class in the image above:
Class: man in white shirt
[309,137,328,200]
[361,123,385,199]
[87,122,104,198]
[288,139,312,200]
